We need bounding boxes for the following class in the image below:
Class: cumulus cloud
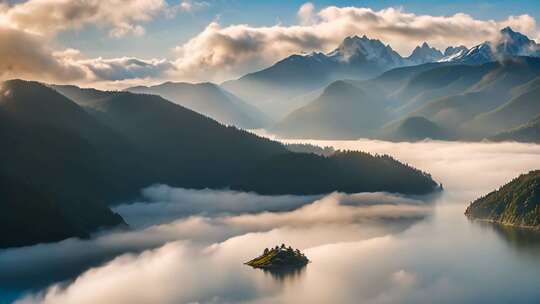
[76,57,174,81]
[0,25,175,86]
[171,4,540,82]
[298,2,316,26]
[0,26,87,82]
[0,0,167,38]
[2,2,540,86]
[0,0,202,86]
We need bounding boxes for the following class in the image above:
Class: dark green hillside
[83,92,285,188]
[488,115,540,143]
[0,94,126,248]
[380,116,451,141]
[0,80,440,248]
[0,80,150,202]
[465,170,540,229]
[0,175,123,248]
[233,151,439,195]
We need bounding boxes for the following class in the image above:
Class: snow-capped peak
[439,27,540,64]
[407,42,443,64]
[327,35,404,68]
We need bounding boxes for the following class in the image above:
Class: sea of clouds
[4,139,540,304]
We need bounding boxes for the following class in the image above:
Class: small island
[465,170,540,229]
[245,244,310,270]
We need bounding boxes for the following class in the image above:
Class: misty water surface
[1,140,540,304]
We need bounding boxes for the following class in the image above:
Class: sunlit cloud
[1,189,428,292]
[0,0,167,38]
[1,2,540,87]
[170,4,539,82]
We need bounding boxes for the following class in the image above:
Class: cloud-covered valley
[5,140,540,304]
[0,189,429,292]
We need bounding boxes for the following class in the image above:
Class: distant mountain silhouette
[272,80,389,139]
[273,56,540,141]
[125,82,270,129]
[222,35,422,118]
[488,115,540,143]
[380,116,452,142]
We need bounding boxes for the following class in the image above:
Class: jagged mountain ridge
[224,27,540,119]
[222,35,444,118]
[440,27,540,64]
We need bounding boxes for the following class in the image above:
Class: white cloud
[76,57,175,82]
[298,2,316,26]
[1,2,540,86]
[0,0,170,38]
[170,4,540,82]
[0,26,88,82]
[0,189,429,292]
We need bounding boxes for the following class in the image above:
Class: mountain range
[272,42,540,141]
[0,79,439,248]
[222,35,426,117]
[54,82,270,129]
[224,27,540,121]
[126,82,270,129]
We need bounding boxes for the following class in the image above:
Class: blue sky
[3,0,540,87]
[56,0,540,59]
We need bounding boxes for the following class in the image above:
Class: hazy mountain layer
[488,115,540,143]
[126,82,270,129]
[222,36,443,118]
[274,56,540,141]
[379,116,452,142]
[272,80,388,139]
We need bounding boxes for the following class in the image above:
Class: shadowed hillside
[1,80,440,248]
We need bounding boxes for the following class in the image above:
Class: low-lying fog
[2,139,540,304]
